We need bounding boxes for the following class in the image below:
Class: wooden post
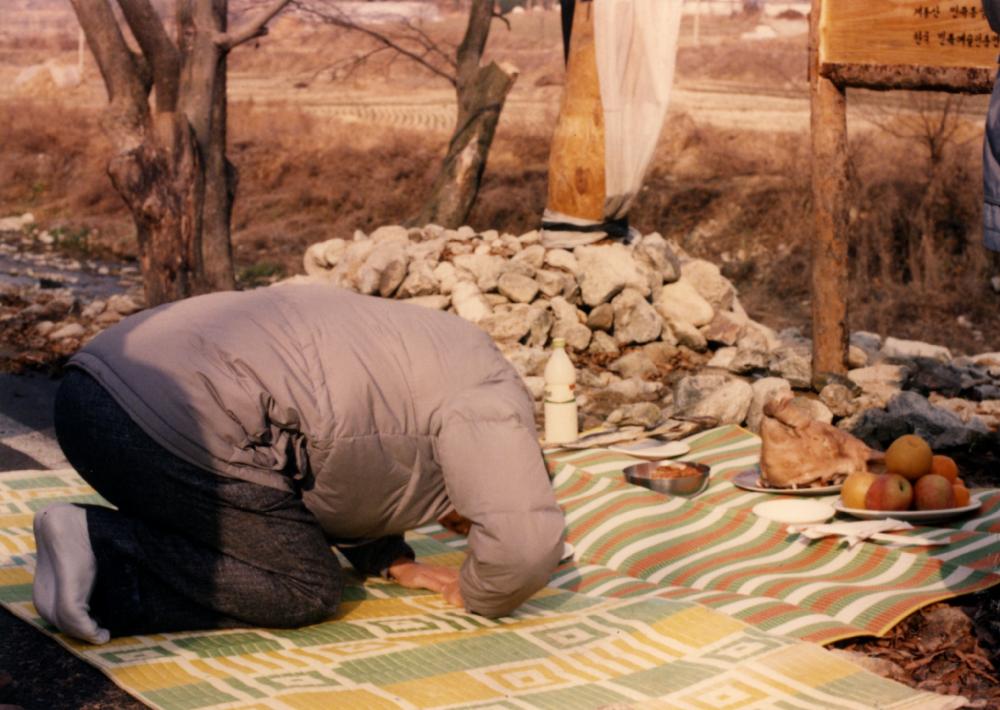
[545,0,605,222]
[809,0,848,381]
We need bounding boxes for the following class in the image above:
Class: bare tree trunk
[412,0,516,228]
[412,61,517,228]
[70,0,288,306]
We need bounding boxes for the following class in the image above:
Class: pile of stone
[294,225,1000,457]
[5,209,1000,472]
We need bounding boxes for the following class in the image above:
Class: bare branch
[69,0,148,118]
[295,1,457,86]
[115,0,181,111]
[216,0,292,50]
[456,0,494,88]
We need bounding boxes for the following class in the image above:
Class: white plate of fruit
[834,434,980,523]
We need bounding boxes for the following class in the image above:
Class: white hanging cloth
[593,0,683,220]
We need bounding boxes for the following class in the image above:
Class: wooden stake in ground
[809,0,849,379]
[546,0,605,223]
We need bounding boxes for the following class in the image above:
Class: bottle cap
[552,337,566,349]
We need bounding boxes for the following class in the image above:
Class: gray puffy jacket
[985,0,1000,250]
[69,284,565,617]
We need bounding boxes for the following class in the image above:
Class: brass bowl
[623,460,711,497]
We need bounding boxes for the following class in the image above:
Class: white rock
[37,231,55,245]
[107,294,142,316]
[0,213,34,231]
[535,269,566,298]
[525,306,553,347]
[707,347,738,370]
[397,259,439,298]
[406,238,445,263]
[635,232,681,283]
[81,299,106,319]
[587,303,614,331]
[502,258,535,279]
[675,375,753,425]
[881,336,952,363]
[357,242,408,296]
[847,364,907,406]
[49,322,85,340]
[681,259,735,310]
[747,377,793,432]
[497,272,540,304]
[474,243,491,256]
[403,295,450,310]
[588,330,620,356]
[847,345,868,369]
[480,304,534,341]
[451,281,491,323]
[819,383,856,418]
[483,293,510,307]
[667,318,708,351]
[769,348,812,388]
[700,310,746,346]
[654,278,715,327]
[518,230,541,246]
[453,253,505,292]
[575,243,649,306]
[543,248,578,273]
[433,261,458,294]
[606,402,662,428]
[512,244,546,270]
[549,296,581,324]
[502,345,549,377]
[552,320,591,351]
[35,320,56,336]
[612,288,662,345]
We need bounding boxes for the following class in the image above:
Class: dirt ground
[3,3,1000,708]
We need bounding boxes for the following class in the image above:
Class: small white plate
[753,499,836,525]
[833,499,981,523]
[732,469,843,496]
[608,439,691,460]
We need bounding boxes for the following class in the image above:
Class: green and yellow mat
[1,425,994,709]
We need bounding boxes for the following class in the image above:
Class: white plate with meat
[732,469,843,496]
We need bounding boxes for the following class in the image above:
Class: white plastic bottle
[544,337,578,444]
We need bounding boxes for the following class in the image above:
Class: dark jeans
[53,369,343,636]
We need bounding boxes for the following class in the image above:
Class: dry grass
[3,12,1000,355]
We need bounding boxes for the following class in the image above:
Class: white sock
[32,504,110,645]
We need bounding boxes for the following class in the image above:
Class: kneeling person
[34,284,565,643]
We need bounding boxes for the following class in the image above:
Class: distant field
[2,5,999,354]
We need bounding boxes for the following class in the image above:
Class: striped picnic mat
[0,466,967,710]
[539,426,1000,645]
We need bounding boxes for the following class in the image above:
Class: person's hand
[441,578,464,609]
[387,557,459,594]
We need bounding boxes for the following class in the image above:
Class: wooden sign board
[820,1,999,91]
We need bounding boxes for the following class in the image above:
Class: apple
[913,474,956,511]
[864,473,914,512]
[841,471,878,509]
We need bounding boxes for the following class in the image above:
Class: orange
[884,434,933,481]
[929,455,959,482]
[952,484,971,507]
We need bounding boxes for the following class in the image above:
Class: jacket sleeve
[334,535,414,578]
[986,64,1000,251]
[434,380,565,618]
[985,0,1000,32]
